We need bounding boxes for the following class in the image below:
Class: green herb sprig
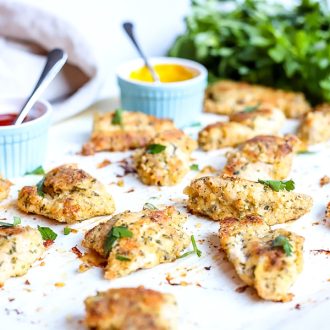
[179,235,202,258]
[272,235,293,256]
[116,254,131,261]
[242,104,260,113]
[25,166,45,175]
[143,203,158,210]
[38,225,57,241]
[112,109,123,125]
[146,144,166,154]
[0,216,21,228]
[190,164,199,171]
[36,177,45,197]
[258,179,295,192]
[104,226,133,255]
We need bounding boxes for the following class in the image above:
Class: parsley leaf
[272,235,293,256]
[143,202,158,210]
[190,164,199,171]
[25,166,45,175]
[38,225,57,241]
[179,235,202,258]
[36,177,45,197]
[116,254,131,261]
[112,108,123,125]
[146,144,166,154]
[63,227,71,235]
[242,104,259,113]
[104,226,133,255]
[258,179,295,192]
[0,216,21,228]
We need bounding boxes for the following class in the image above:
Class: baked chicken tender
[219,215,304,302]
[134,129,197,186]
[198,107,285,150]
[223,135,302,181]
[84,286,178,330]
[82,111,175,155]
[204,80,310,118]
[184,176,313,225]
[0,226,45,284]
[0,176,11,201]
[298,103,330,145]
[17,164,115,223]
[82,206,189,279]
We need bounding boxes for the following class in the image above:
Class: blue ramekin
[0,98,52,178]
[116,57,207,127]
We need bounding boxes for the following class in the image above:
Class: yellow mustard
[129,64,198,83]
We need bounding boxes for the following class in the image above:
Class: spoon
[14,48,68,125]
[122,22,160,83]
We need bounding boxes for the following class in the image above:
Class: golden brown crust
[17,164,115,223]
[184,176,313,225]
[84,286,178,330]
[82,111,175,155]
[0,176,11,201]
[298,104,330,145]
[198,107,285,151]
[219,215,304,302]
[134,129,197,186]
[0,225,45,283]
[204,80,311,118]
[223,134,302,180]
[82,206,189,279]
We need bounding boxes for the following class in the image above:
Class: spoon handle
[14,49,68,125]
[122,22,160,83]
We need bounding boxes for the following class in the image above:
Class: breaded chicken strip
[184,176,312,225]
[0,175,11,201]
[18,164,115,223]
[223,135,302,181]
[298,103,330,145]
[82,206,189,279]
[82,110,175,155]
[0,226,45,284]
[204,80,310,118]
[84,286,178,330]
[134,129,197,186]
[219,215,304,302]
[198,107,285,150]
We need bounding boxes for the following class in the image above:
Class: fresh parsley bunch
[169,0,330,103]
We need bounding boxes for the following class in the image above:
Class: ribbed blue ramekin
[0,99,52,178]
[117,57,207,127]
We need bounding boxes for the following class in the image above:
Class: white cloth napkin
[0,0,102,122]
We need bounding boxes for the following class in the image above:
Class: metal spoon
[14,48,68,125]
[122,22,160,83]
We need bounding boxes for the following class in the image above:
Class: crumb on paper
[24,280,30,285]
[54,282,65,287]
[320,175,330,187]
[125,188,135,193]
[71,246,83,258]
[200,165,217,174]
[310,249,330,256]
[97,159,111,169]
[117,180,124,187]
[326,202,330,218]
[204,266,211,271]
[295,304,301,310]
[195,223,202,228]
[235,285,249,293]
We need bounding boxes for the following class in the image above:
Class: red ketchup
[0,113,34,126]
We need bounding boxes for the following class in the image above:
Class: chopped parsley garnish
[143,203,158,210]
[190,164,199,171]
[272,235,293,256]
[38,225,57,241]
[36,177,45,197]
[25,166,45,175]
[179,235,202,258]
[297,150,316,155]
[63,227,71,235]
[112,108,123,125]
[258,179,295,192]
[0,216,21,228]
[104,226,133,255]
[146,144,166,154]
[115,254,131,261]
[242,104,259,113]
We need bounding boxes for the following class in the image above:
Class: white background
[15,0,191,98]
